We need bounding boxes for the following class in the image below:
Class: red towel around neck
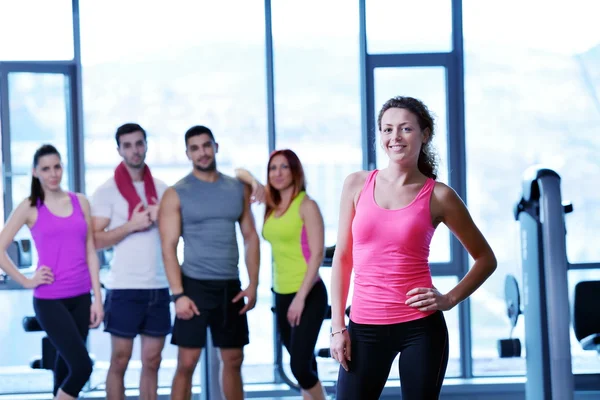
[114,162,158,219]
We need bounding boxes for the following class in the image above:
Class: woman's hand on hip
[405,287,454,312]
[24,266,54,289]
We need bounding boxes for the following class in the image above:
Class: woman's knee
[290,356,318,389]
[63,356,93,396]
[78,356,94,382]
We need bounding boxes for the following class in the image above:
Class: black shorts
[171,276,249,349]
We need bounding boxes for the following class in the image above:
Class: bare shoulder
[342,170,370,206]
[162,187,180,203]
[14,197,35,217]
[300,194,321,214]
[74,192,91,216]
[344,170,370,192]
[431,181,467,221]
[75,192,89,205]
[433,182,465,204]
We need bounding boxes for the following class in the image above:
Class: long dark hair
[264,149,306,221]
[377,96,438,180]
[29,144,61,207]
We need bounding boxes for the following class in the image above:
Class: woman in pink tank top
[0,145,103,400]
[330,97,498,400]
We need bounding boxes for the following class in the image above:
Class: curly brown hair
[377,96,438,180]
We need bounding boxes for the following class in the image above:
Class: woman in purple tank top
[0,144,103,400]
[329,97,498,400]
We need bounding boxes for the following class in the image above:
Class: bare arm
[295,197,325,301]
[235,168,265,204]
[92,217,130,250]
[406,183,497,311]
[437,184,497,307]
[158,187,183,295]
[239,185,260,289]
[330,171,367,331]
[77,194,103,303]
[0,200,41,288]
[92,203,151,250]
[234,168,258,186]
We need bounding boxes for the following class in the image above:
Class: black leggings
[336,311,449,400]
[33,293,93,397]
[275,280,328,390]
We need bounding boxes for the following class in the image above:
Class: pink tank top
[350,170,436,324]
[31,192,91,299]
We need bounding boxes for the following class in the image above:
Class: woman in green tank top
[236,149,329,400]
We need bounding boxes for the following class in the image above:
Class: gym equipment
[497,275,522,358]
[573,280,600,353]
[1,240,33,284]
[513,166,574,400]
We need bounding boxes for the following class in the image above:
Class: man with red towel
[91,123,171,400]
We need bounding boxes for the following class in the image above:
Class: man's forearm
[162,247,183,294]
[94,222,132,250]
[244,235,260,287]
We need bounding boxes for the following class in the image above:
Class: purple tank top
[31,192,91,299]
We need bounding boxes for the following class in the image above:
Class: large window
[270,0,362,383]
[373,67,450,263]
[79,0,269,388]
[366,0,453,54]
[463,0,600,376]
[0,0,73,61]
[0,72,77,394]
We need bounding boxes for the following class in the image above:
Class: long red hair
[264,149,306,221]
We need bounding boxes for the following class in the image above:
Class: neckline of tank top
[270,191,305,220]
[187,171,223,184]
[371,171,432,212]
[40,192,76,219]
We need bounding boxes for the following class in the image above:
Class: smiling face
[117,130,147,169]
[380,107,430,166]
[186,133,218,172]
[33,154,63,191]
[268,154,294,191]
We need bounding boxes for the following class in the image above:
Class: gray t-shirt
[91,177,169,289]
[173,172,245,280]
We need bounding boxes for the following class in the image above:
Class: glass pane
[374,67,450,263]
[8,72,71,269]
[272,0,361,248]
[80,0,269,388]
[0,0,73,61]
[271,0,361,383]
[464,0,600,376]
[0,73,72,393]
[8,73,71,205]
[367,0,452,54]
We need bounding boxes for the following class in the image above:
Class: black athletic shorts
[171,275,249,349]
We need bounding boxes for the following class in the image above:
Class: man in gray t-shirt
[159,125,260,400]
[91,123,171,400]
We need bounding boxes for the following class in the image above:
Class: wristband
[170,293,185,303]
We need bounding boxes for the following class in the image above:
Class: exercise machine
[500,166,574,399]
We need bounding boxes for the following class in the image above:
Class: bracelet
[330,328,347,338]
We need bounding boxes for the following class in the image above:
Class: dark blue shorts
[104,288,172,338]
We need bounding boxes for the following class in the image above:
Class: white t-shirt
[91,177,169,289]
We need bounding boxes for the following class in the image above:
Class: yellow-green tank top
[262,192,310,294]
